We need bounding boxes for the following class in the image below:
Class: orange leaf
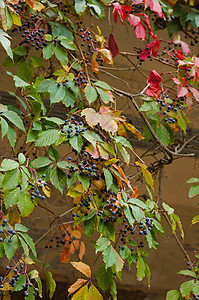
[79,241,85,260]
[118,122,127,137]
[70,240,80,254]
[123,121,144,140]
[68,279,88,295]
[60,244,71,263]
[7,0,19,4]
[71,262,91,279]
[25,0,36,8]
[99,48,113,65]
[113,164,133,191]
[131,187,139,198]
[71,230,81,239]
[92,178,105,190]
[91,51,99,73]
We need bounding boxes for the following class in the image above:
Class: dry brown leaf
[79,241,85,260]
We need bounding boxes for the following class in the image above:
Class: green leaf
[93,81,112,90]
[7,71,30,88]
[45,271,56,299]
[62,87,76,107]
[75,0,87,14]
[84,215,97,238]
[15,223,29,232]
[120,245,131,260]
[96,87,110,104]
[48,145,60,162]
[96,264,113,292]
[17,191,34,217]
[13,45,27,56]
[48,84,66,104]
[18,236,29,256]
[69,134,84,152]
[98,219,115,241]
[32,157,52,168]
[116,142,130,165]
[43,43,55,59]
[130,205,143,222]
[102,245,117,269]
[95,237,111,253]
[177,270,196,278]
[31,56,44,68]
[124,205,135,226]
[177,111,186,132]
[127,198,148,210]
[180,280,194,297]
[57,161,69,169]
[103,168,113,191]
[2,168,20,190]
[18,153,26,165]
[162,202,174,215]
[55,44,68,64]
[13,274,26,291]
[0,31,13,59]
[50,167,66,194]
[1,116,8,139]
[78,173,90,190]
[4,235,19,261]
[145,264,151,287]
[136,256,146,281]
[156,124,170,146]
[1,158,19,171]
[82,130,103,147]
[50,21,73,40]
[35,130,59,147]
[187,177,199,184]
[2,111,25,132]
[0,242,5,257]
[166,290,181,300]
[67,171,78,188]
[60,37,77,50]
[18,232,37,257]
[153,219,164,233]
[4,187,20,209]
[189,184,199,198]
[17,60,33,82]
[110,279,117,300]
[37,78,55,93]
[7,124,16,148]
[84,85,97,104]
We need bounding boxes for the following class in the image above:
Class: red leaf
[91,51,99,73]
[113,2,124,24]
[189,87,199,103]
[138,13,156,39]
[121,5,132,20]
[147,70,162,97]
[140,39,160,60]
[132,0,143,3]
[177,84,188,97]
[186,92,193,112]
[145,0,164,18]
[128,14,140,26]
[108,34,120,58]
[134,22,146,41]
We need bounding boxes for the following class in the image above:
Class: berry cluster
[72,194,91,218]
[28,174,47,201]
[0,264,39,296]
[61,114,85,138]
[45,232,67,249]
[0,219,16,243]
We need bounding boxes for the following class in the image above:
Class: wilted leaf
[135,162,154,190]
[91,51,99,73]
[123,121,144,140]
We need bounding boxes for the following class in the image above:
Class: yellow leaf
[135,162,154,191]
[33,1,45,11]
[71,262,91,279]
[87,284,103,300]
[10,213,21,227]
[23,255,35,265]
[2,290,11,299]
[92,178,105,190]
[164,0,177,6]
[104,158,119,166]
[10,12,22,26]
[42,185,51,198]
[67,184,85,197]
[184,0,194,5]
[68,279,88,295]
[72,284,88,300]
[123,121,144,140]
